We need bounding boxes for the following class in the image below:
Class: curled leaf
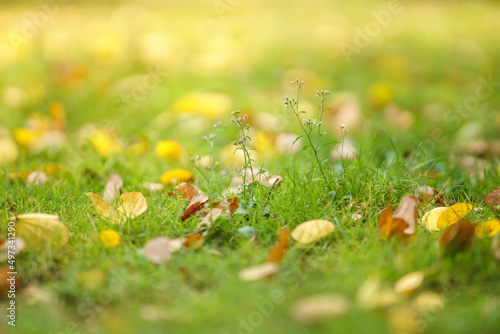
[143,236,183,264]
[436,203,473,230]
[184,234,204,249]
[378,206,409,240]
[393,195,418,235]
[421,207,448,231]
[87,192,148,224]
[196,208,223,231]
[291,219,335,245]
[484,187,500,213]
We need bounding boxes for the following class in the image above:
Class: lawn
[1,0,500,333]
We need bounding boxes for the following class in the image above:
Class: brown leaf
[196,208,224,231]
[212,197,239,213]
[440,221,476,256]
[484,187,500,214]
[393,195,418,235]
[492,235,500,262]
[103,172,123,203]
[176,184,209,221]
[378,206,409,240]
[267,226,290,263]
[417,185,446,207]
[184,234,204,249]
[174,183,205,200]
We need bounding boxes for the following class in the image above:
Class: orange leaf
[212,197,239,213]
[418,185,446,207]
[378,206,409,239]
[393,195,418,235]
[440,221,476,256]
[267,226,290,263]
[184,234,204,249]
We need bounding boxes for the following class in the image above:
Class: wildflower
[160,169,194,185]
[100,229,120,247]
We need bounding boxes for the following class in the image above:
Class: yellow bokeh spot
[476,219,500,238]
[160,169,194,185]
[368,82,394,108]
[13,128,39,148]
[99,229,121,248]
[171,92,231,119]
[89,130,123,157]
[155,140,183,160]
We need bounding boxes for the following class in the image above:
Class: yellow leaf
[394,271,425,295]
[12,214,69,251]
[436,203,473,230]
[99,229,120,247]
[475,219,500,238]
[87,192,147,224]
[421,207,448,231]
[291,219,335,245]
[116,192,148,219]
[86,192,113,218]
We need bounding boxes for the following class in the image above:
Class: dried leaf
[196,208,223,231]
[484,187,500,213]
[87,192,148,224]
[174,183,205,200]
[440,221,476,256]
[291,219,335,245]
[103,172,123,203]
[394,271,425,295]
[212,197,239,213]
[267,226,290,263]
[412,291,445,313]
[184,234,204,249]
[475,219,500,238]
[86,192,113,218]
[417,185,446,207]
[238,262,279,282]
[26,171,48,186]
[143,236,179,264]
[436,203,473,230]
[378,206,409,239]
[291,294,350,324]
[393,195,418,235]
[0,238,25,262]
[421,207,448,231]
[12,214,69,251]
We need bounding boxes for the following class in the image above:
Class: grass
[1,0,500,333]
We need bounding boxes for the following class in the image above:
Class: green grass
[1,0,500,333]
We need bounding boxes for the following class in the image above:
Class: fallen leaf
[436,203,473,230]
[267,226,290,263]
[484,187,500,213]
[99,229,120,247]
[184,234,204,249]
[412,291,445,313]
[378,206,409,239]
[212,197,239,213]
[291,294,350,324]
[440,221,476,256]
[12,214,69,251]
[394,271,425,295]
[417,185,446,207]
[393,195,418,235]
[421,207,448,231]
[357,275,400,310]
[144,236,183,264]
[103,172,123,203]
[475,219,500,238]
[196,208,223,231]
[161,169,194,185]
[87,192,148,224]
[0,238,25,262]
[291,219,335,245]
[173,183,204,200]
[26,171,48,186]
[238,262,279,282]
